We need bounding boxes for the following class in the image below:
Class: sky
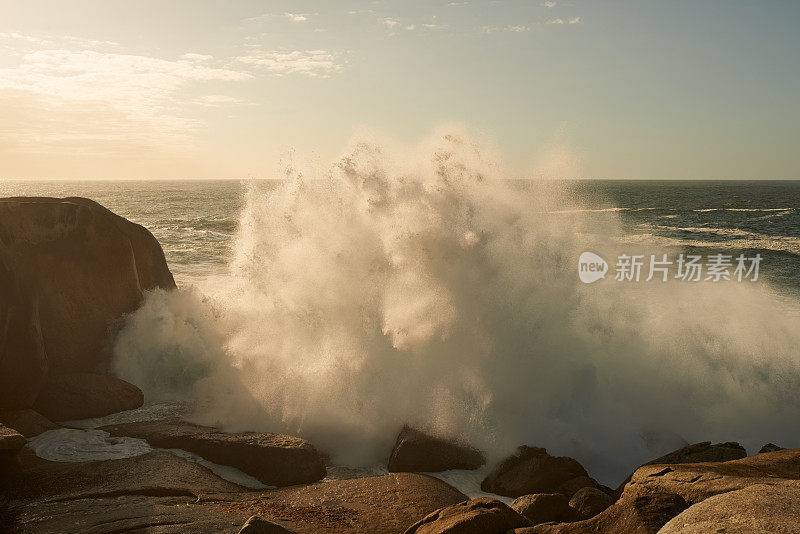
[0,0,798,180]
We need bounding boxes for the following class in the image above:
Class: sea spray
[113,130,800,486]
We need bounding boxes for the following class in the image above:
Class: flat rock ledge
[101,420,327,487]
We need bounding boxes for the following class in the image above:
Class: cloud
[448,2,469,6]
[481,25,499,34]
[381,18,399,28]
[547,16,581,25]
[422,23,449,31]
[544,1,556,7]
[285,12,309,22]
[236,49,342,78]
[505,25,531,32]
[0,35,252,154]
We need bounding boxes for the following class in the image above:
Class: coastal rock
[510,493,574,525]
[758,443,785,454]
[33,372,144,421]
[102,420,327,486]
[0,197,175,411]
[0,408,60,437]
[554,475,601,498]
[0,425,25,469]
[4,449,465,534]
[404,497,530,534]
[659,484,800,533]
[568,487,613,519]
[521,448,800,534]
[480,446,590,498]
[615,440,747,493]
[239,515,295,533]
[388,426,485,473]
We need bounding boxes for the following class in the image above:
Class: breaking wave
[113,129,800,485]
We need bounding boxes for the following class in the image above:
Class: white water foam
[111,129,800,486]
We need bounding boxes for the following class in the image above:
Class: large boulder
[388,426,485,473]
[510,493,574,525]
[568,487,613,519]
[659,484,800,533]
[614,440,747,493]
[102,420,327,487]
[0,408,60,437]
[404,497,531,534]
[521,448,800,534]
[0,197,175,411]
[481,446,592,498]
[33,372,143,421]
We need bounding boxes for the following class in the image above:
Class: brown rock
[0,197,175,410]
[388,426,485,473]
[568,486,613,519]
[404,497,531,534]
[615,440,747,493]
[0,424,25,468]
[555,475,601,498]
[659,484,800,533]
[102,419,327,487]
[510,493,574,525]
[33,372,144,421]
[481,446,589,498]
[4,450,465,534]
[758,443,785,454]
[240,515,295,533]
[521,448,800,534]
[0,408,60,437]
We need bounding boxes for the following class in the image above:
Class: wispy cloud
[547,17,581,25]
[505,25,531,32]
[543,1,557,7]
[381,18,400,28]
[285,12,310,22]
[236,49,342,78]
[422,23,449,31]
[0,34,251,153]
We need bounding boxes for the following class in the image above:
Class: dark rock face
[404,497,530,534]
[520,448,800,534]
[240,515,295,533]
[0,409,60,437]
[480,446,590,498]
[758,443,784,454]
[388,426,485,473]
[102,420,327,487]
[0,197,175,411]
[511,493,574,525]
[0,425,25,469]
[568,487,613,519]
[615,441,747,493]
[33,372,143,421]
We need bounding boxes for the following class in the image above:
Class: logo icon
[578,252,608,283]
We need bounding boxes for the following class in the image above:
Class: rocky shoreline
[1,197,799,533]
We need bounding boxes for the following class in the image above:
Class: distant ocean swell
[109,131,800,486]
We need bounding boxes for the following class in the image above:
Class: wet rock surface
[101,420,327,487]
[388,426,485,473]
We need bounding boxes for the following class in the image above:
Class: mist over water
[111,131,800,485]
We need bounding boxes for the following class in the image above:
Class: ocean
[3,176,800,486]
[1,179,797,292]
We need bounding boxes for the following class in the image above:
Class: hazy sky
[1,1,798,180]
